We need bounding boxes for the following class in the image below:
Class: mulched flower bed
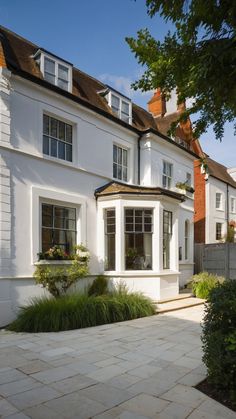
[196,379,236,412]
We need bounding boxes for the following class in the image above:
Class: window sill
[43,153,74,168]
[34,260,74,266]
[104,270,180,277]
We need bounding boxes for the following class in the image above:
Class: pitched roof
[95,181,185,201]
[206,157,236,189]
[0,26,158,132]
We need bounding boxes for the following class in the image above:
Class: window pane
[66,144,72,162]
[121,101,129,115]
[111,94,119,111]
[43,115,50,135]
[162,175,167,188]
[113,163,117,179]
[58,121,65,140]
[65,219,76,230]
[45,58,55,74]
[51,138,57,157]
[45,72,55,84]
[58,141,65,160]
[42,205,53,227]
[123,167,127,181]
[54,216,65,229]
[113,145,117,163]
[58,79,68,90]
[58,64,68,81]
[123,149,127,166]
[54,207,64,218]
[66,125,72,143]
[42,228,53,252]
[117,165,122,180]
[50,118,58,138]
[43,136,49,155]
[118,147,122,165]
[64,208,76,219]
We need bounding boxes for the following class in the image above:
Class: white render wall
[205,176,236,244]
[0,72,195,325]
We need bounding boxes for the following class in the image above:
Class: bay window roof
[95,181,185,201]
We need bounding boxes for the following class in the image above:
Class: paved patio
[0,306,235,419]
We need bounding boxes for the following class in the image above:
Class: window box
[35,260,73,266]
[176,182,194,194]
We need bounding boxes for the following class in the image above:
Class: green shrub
[202,280,236,405]
[8,292,155,333]
[34,245,90,298]
[88,275,109,296]
[188,272,225,299]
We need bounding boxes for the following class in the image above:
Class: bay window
[125,208,153,270]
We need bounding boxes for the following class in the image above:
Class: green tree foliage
[126,0,236,140]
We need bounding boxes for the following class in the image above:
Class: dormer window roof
[33,49,73,93]
[104,86,132,125]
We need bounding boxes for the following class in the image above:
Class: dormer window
[34,50,72,93]
[105,89,132,124]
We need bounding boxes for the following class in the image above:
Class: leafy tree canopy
[126,0,236,140]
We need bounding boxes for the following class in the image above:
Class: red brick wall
[194,160,206,243]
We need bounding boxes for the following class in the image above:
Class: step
[155,292,193,304]
[155,297,205,314]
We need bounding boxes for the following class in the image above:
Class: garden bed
[8,292,156,333]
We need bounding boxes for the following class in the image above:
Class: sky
[1,0,235,168]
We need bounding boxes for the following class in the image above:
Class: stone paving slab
[0,306,235,418]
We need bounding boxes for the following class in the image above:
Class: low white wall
[179,263,194,288]
[0,273,180,326]
[109,274,179,301]
[0,278,48,327]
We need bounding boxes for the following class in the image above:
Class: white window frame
[43,113,73,163]
[35,51,72,93]
[32,187,86,263]
[184,220,190,260]
[230,197,236,213]
[215,192,222,210]
[113,143,129,182]
[186,173,192,186]
[162,161,173,189]
[41,202,77,254]
[107,91,132,124]
[216,222,222,240]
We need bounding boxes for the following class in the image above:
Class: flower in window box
[38,246,71,261]
[176,182,195,194]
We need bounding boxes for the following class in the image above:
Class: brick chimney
[147,88,166,117]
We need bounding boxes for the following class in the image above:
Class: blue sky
[1,0,235,168]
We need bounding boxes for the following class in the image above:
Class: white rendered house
[194,157,236,244]
[0,27,197,325]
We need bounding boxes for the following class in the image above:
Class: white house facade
[194,157,236,244]
[0,27,197,325]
